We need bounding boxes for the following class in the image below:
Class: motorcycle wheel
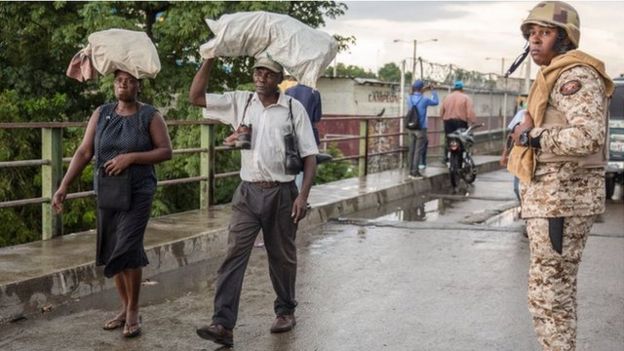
[449,153,462,188]
[462,155,477,184]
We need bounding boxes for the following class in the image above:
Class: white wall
[318,77,519,121]
[317,77,401,116]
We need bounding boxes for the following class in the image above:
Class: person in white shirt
[188,56,318,347]
[501,108,526,201]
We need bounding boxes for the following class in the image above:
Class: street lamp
[393,38,438,80]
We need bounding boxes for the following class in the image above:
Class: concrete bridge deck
[1,158,623,351]
[0,157,501,324]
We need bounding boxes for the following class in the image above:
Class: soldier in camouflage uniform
[509,1,615,350]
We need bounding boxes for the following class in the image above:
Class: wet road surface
[2,170,622,351]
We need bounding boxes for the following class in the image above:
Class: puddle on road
[345,195,458,222]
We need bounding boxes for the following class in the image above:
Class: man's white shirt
[203,91,319,182]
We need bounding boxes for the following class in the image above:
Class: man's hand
[291,195,308,224]
[104,154,133,175]
[511,111,534,145]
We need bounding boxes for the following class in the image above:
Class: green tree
[0,1,349,246]
[377,62,414,84]
[378,63,400,82]
[324,62,376,78]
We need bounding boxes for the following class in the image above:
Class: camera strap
[287,97,295,134]
[240,93,254,126]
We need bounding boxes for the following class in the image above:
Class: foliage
[378,63,401,83]
[0,1,348,247]
[315,143,355,184]
[324,62,377,78]
[377,62,414,84]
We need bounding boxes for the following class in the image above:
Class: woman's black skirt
[96,192,153,278]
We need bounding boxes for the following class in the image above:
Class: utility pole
[394,38,437,81]
[399,60,406,118]
[524,58,531,95]
[412,40,417,81]
[399,59,406,168]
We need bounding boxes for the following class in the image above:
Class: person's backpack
[405,96,422,130]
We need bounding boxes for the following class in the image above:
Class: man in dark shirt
[285,83,331,188]
[285,84,322,145]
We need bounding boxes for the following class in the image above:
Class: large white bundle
[88,29,161,79]
[200,11,337,88]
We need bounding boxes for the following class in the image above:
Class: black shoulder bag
[284,98,304,175]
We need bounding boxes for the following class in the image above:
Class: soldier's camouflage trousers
[526,215,595,351]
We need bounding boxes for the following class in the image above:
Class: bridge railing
[0,114,504,241]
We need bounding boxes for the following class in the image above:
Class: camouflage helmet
[521,1,580,48]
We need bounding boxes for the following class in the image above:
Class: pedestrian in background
[406,79,438,178]
[52,70,172,338]
[285,83,332,188]
[508,1,614,349]
[440,80,477,135]
[189,56,318,347]
[501,108,526,202]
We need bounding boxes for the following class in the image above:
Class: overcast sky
[322,1,624,79]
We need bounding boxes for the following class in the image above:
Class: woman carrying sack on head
[52,70,172,338]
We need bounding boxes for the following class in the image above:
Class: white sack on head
[88,29,161,79]
[200,11,338,88]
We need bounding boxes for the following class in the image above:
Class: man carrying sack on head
[507,1,614,350]
[189,55,318,347]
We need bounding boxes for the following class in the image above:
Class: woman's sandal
[122,316,142,338]
[102,316,126,330]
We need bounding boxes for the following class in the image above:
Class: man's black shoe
[270,314,296,333]
[196,323,233,347]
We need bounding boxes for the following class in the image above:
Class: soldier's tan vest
[508,50,614,182]
[536,104,607,168]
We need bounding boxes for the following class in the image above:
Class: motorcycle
[446,123,484,188]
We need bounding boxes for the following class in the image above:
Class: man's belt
[249,181,283,189]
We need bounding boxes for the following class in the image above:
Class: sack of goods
[67,29,161,81]
[200,11,338,88]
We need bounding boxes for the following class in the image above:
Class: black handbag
[284,98,304,175]
[97,168,131,211]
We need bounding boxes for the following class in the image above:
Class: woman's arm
[52,108,99,213]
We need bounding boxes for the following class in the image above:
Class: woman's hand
[104,154,133,175]
[511,111,534,145]
[52,186,68,213]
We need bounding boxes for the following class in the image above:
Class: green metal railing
[0,115,411,240]
[0,115,506,241]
